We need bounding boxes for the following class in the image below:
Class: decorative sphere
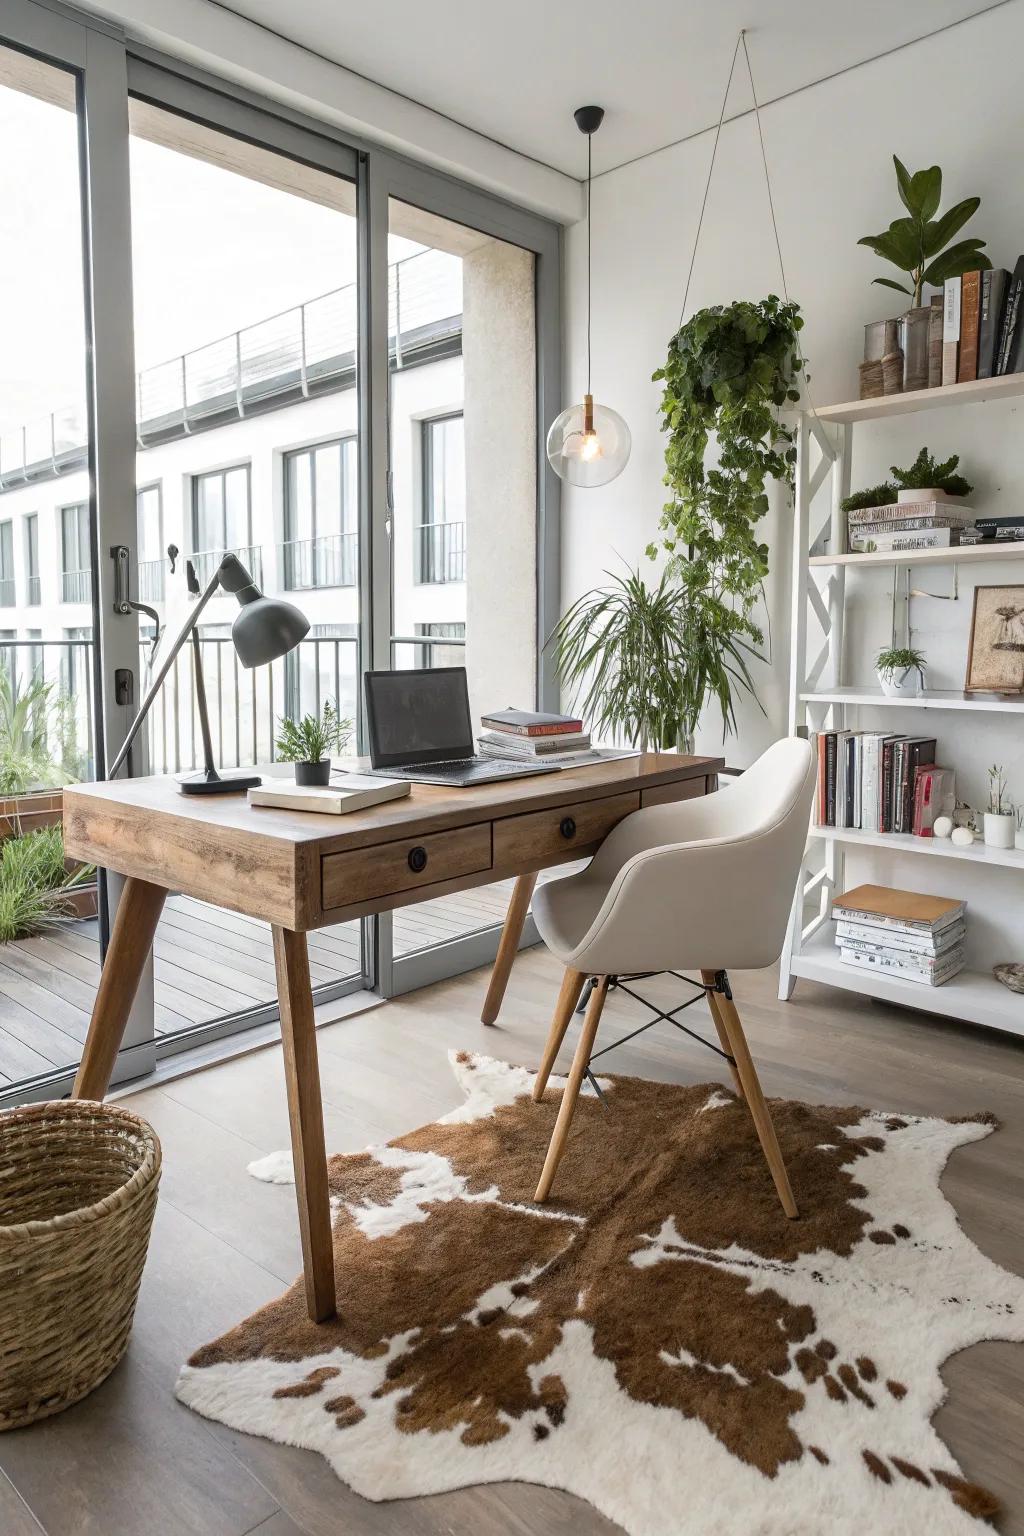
[950,825,975,847]
[546,400,631,487]
[932,815,954,839]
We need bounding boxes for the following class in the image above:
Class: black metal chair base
[578,969,737,1100]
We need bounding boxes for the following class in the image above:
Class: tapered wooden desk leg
[73,877,167,1101]
[272,926,337,1323]
[480,871,538,1025]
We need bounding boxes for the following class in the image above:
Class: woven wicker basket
[0,1100,161,1430]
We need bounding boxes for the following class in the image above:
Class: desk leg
[73,877,167,1101]
[481,871,537,1025]
[272,926,337,1323]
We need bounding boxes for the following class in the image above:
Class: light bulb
[546,393,630,488]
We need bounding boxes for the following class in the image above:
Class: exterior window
[25,514,40,605]
[191,465,254,586]
[136,483,165,601]
[418,413,465,584]
[59,502,91,603]
[0,522,14,607]
[414,621,465,670]
[282,439,357,589]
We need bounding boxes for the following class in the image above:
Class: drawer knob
[408,845,429,874]
[559,816,577,840]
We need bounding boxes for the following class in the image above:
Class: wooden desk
[63,752,719,1321]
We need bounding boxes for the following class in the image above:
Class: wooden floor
[0,881,520,1086]
[1,949,1022,1536]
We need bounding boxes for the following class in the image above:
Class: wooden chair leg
[481,871,538,1024]
[273,926,337,1323]
[532,966,586,1101]
[709,981,798,1219]
[534,975,609,1203]
[700,970,744,1100]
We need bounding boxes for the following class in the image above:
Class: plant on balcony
[0,673,73,796]
[649,295,803,742]
[274,700,352,786]
[0,824,94,943]
[550,567,692,752]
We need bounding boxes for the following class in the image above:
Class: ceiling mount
[573,105,605,136]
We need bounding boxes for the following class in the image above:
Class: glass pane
[388,198,537,958]
[129,98,363,1036]
[0,45,102,1092]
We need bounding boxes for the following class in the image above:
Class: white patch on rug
[699,1089,733,1113]
[247,1149,296,1184]
[181,1055,1024,1536]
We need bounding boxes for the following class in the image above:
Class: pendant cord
[740,30,789,305]
[586,130,593,397]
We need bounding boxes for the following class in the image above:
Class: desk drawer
[641,775,711,808]
[493,790,640,871]
[322,823,492,909]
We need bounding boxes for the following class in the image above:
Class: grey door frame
[1,0,564,1064]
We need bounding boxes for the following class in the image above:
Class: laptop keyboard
[374,758,555,782]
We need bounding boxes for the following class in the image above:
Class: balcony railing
[190,545,263,590]
[418,521,465,584]
[138,558,167,603]
[0,577,15,607]
[280,532,358,591]
[27,574,41,605]
[0,250,463,489]
[61,569,91,604]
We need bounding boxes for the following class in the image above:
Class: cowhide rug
[177,1052,1024,1535]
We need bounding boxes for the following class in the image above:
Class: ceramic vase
[984,812,1015,849]
[876,666,923,699]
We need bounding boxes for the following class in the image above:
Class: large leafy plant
[649,295,803,742]
[858,157,990,307]
[550,568,690,752]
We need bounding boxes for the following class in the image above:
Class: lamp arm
[106,569,223,780]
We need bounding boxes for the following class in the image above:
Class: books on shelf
[995,255,1024,376]
[978,268,1010,379]
[849,526,965,554]
[479,709,583,738]
[831,884,967,987]
[814,732,953,838]
[847,501,975,528]
[248,774,410,815]
[942,276,961,385]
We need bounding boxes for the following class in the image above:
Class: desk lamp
[107,553,309,795]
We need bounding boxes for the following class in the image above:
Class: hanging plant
[649,294,804,741]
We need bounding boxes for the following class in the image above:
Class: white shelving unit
[781,371,1024,1038]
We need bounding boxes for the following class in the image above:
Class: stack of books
[814,732,954,837]
[831,884,967,988]
[942,258,1024,385]
[847,499,975,555]
[477,708,593,763]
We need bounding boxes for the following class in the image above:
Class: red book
[480,710,585,738]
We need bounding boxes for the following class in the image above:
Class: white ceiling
[211,0,999,177]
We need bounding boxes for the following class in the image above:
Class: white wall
[561,2,1024,788]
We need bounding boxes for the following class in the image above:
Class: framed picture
[965,584,1024,694]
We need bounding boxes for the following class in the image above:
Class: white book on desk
[248,775,410,814]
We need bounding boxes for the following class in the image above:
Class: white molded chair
[529,736,817,1212]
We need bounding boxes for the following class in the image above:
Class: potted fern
[274,700,351,786]
[891,447,972,506]
[876,644,927,699]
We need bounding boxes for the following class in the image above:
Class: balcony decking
[0,882,518,1087]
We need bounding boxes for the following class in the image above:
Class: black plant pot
[294,760,331,787]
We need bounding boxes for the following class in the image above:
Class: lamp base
[176,769,262,796]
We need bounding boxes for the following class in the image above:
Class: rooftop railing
[418,520,465,584]
[0,249,463,489]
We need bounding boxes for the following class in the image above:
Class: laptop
[364,667,560,786]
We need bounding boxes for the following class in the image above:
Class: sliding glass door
[0,0,561,1104]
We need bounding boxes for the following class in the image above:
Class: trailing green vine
[649,294,804,739]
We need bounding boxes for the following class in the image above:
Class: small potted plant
[890,447,972,506]
[274,700,351,786]
[984,764,1015,849]
[876,644,926,698]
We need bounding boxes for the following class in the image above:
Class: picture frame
[964,584,1024,694]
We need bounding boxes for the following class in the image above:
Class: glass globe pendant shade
[546,393,631,488]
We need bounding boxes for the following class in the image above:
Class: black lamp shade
[232,594,310,668]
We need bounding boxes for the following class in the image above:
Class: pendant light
[547,105,631,488]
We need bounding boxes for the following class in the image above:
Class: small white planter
[876,666,923,699]
[897,487,947,505]
[984,812,1015,849]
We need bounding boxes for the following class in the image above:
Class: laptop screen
[364,667,475,767]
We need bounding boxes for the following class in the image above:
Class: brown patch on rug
[177,1053,1024,1536]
